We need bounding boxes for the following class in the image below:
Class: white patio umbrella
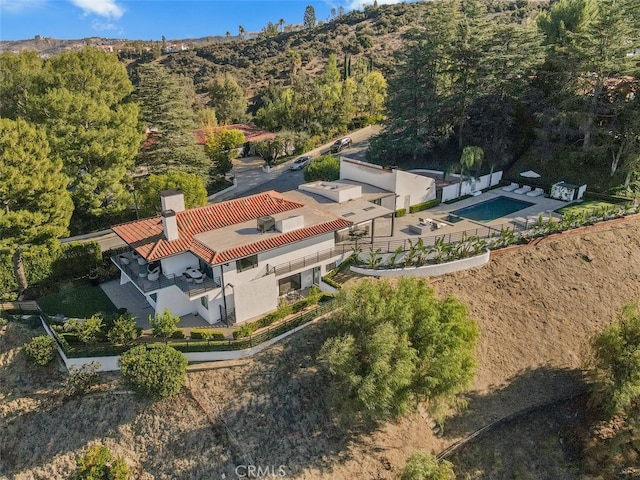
[520,170,541,178]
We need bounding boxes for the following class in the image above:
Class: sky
[0,0,414,41]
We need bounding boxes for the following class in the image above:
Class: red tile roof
[194,123,276,145]
[111,191,351,264]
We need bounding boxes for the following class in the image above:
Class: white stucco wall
[196,289,225,324]
[441,172,503,202]
[160,252,200,276]
[394,170,436,209]
[155,285,197,317]
[233,274,278,323]
[340,158,397,192]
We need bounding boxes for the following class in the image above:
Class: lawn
[38,282,118,318]
[555,199,619,216]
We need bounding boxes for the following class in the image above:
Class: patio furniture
[526,187,544,197]
[184,267,204,284]
[513,185,532,195]
[147,263,160,282]
[502,182,519,192]
[409,223,428,235]
[117,254,130,265]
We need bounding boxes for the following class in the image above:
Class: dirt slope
[1,217,639,479]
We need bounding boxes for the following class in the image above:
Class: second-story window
[236,254,258,273]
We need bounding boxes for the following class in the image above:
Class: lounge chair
[526,187,544,197]
[147,264,161,281]
[502,182,519,192]
[513,185,532,195]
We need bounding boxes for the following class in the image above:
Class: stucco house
[110,188,392,325]
[339,157,437,211]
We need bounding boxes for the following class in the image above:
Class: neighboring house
[111,189,370,325]
[193,123,277,156]
[339,157,437,211]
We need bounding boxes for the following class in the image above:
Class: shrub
[74,444,130,480]
[189,329,225,340]
[409,199,441,213]
[107,315,138,345]
[171,329,186,339]
[63,362,100,398]
[322,275,342,290]
[396,208,407,217]
[149,309,180,341]
[401,452,455,480]
[303,154,340,182]
[119,344,188,399]
[24,335,57,366]
[69,316,104,344]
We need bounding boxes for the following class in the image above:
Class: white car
[289,156,312,171]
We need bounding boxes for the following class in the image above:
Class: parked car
[289,156,312,171]
[329,137,353,153]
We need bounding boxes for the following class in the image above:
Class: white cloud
[0,0,47,14]
[69,0,124,19]
[91,20,117,31]
[346,0,406,10]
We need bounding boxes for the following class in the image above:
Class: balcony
[266,247,345,277]
[112,253,221,298]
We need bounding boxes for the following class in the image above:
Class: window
[325,261,337,272]
[200,296,208,310]
[236,254,258,272]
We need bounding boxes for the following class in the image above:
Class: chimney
[161,209,179,241]
[160,189,185,213]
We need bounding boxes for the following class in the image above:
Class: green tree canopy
[74,444,131,480]
[303,5,317,29]
[119,344,188,399]
[319,278,477,422]
[34,48,140,218]
[0,118,73,297]
[303,155,340,182]
[204,127,245,176]
[401,452,455,480]
[207,74,248,125]
[136,171,207,217]
[135,62,206,175]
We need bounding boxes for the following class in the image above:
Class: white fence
[441,171,503,202]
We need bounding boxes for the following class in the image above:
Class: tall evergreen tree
[303,5,317,29]
[135,62,206,175]
[207,73,248,125]
[0,119,73,298]
[28,48,140,218]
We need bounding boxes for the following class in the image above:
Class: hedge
[189,329,226,340]
[1,241,102,298]
[395,208,407,217]
[409,199,441,213]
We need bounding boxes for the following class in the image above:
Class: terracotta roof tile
[111,191,351,264]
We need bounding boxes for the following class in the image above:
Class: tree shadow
[170,321,381,479]
[444,365,587,439]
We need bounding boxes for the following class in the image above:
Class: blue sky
[0,0,412,41]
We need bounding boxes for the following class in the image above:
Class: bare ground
[2,217,640,479]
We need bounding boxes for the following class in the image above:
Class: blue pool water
[452,196,535,222]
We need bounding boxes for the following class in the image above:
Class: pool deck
[358,188,568,243]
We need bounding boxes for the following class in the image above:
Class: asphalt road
[68,125,382,252]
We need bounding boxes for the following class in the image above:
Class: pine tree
[0,119,73,298]
[135,62,206,175]
[207,74,248,125]
[303,5,316,29]
[19,48,141,219]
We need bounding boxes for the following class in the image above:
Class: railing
[344,221,527,254]
[45,299,337,358]
[111,255,221,297]
[266,247,345,276]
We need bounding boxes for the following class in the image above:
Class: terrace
[111,252,221,299]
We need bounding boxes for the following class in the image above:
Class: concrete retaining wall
[350,250,490,278]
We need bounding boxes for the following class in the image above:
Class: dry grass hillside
[1,217,639,479]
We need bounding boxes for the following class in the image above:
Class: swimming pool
[452,196,535,222]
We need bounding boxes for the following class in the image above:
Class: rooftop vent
[257,215,276,233]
